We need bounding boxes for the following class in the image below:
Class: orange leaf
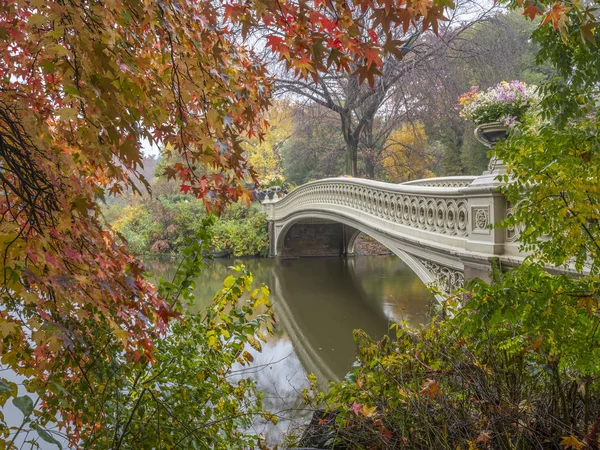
[524,336,543,352]
[523,4,541,20]
[542,2,570,30]
[419,379,443,400]
[476,431,491,446]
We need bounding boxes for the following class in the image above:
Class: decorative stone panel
[417,258,465,294]
[505,207,525,243]
[472,206,490,233]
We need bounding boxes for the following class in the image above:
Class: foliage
[0,223,275,448]
[262,174,288,189]
[411,11,553,176]
[380,122,435,182]
[246,101,293,185]
[76,260,276,449]
[295,264,600,449]
[0,0,576,446]
[282,104,346,185]
[457,81,538,125]
[292,5,600,450]
[109,197,268,257]
[497,113,600,275]
[211,205,269,257]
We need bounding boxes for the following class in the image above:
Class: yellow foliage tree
[246,100,293,184]
[381,122,436,182]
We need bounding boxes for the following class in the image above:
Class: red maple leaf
[523,3,541,20]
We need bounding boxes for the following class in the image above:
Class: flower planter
[474,122,509,148]
[471,122,509,183]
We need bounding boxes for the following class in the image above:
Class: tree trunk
[364,157,374,179]
[362,120,376,179]
[341,112,358,176]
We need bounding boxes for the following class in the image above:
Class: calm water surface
[146,255,433,444]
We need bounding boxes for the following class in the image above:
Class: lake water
[146,255,433,445]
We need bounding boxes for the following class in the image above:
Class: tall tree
[245,100,293,184]
[380,121,436,182]
[282,102,346,184]
[407,10,555,175]
[274,0,495,177]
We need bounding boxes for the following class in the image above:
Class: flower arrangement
[262,173,286,188]
[457,81,538,126]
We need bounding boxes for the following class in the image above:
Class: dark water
[145,255,433,444]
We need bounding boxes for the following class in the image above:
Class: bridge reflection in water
[269,257,431,383]
[243,256,431,444]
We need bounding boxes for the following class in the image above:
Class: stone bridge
[262,171,525,296]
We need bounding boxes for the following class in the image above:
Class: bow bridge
[262,171,524,296]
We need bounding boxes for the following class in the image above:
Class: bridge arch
[273,210,464,299]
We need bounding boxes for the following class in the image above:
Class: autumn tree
[405,11,554,175]
[380,121,436,182]
[282,103,347,184]
[245,100,293,185]
[0,0,457,445]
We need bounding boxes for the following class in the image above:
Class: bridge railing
[400,176,478,188]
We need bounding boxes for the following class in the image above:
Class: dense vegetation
[288,4,600,449]
[1,0,598,448]
[106,194,268,257]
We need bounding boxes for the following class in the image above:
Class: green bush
[108,197,268,256]
[212,207,268,257]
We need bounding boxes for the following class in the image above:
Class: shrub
[294,264,600,449]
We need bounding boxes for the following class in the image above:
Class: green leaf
[0,379,13,394]
[31,423,62,449]
[12,395,34,416]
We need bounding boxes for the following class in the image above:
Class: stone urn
[474,121,509,177]
[474,121,509,147]
[471,121,509,187]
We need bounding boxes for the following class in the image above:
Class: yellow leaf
[560,436,585,449]
[362,404,377,417]
[27,13,47,28]
[208,335,218,349]
[206,108,220,127]
[0,321,19,338]
[55,107,79,121]
[577,296,597,315]
[242,350,254,363]
[223,275,235,288]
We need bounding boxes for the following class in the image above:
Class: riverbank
[352,235,392,256]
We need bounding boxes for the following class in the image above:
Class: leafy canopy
[0,0,457,444]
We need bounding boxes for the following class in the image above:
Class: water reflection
[145,255,433,445]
